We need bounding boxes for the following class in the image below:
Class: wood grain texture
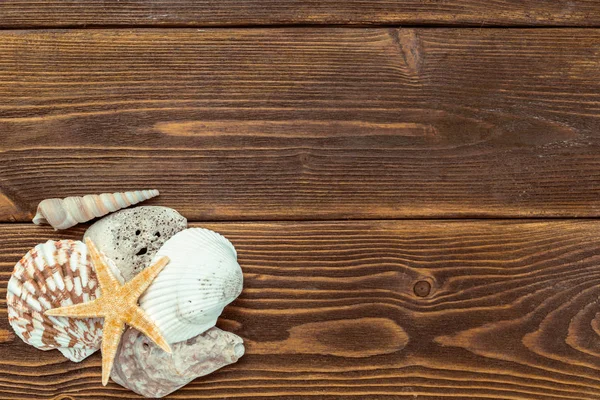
[2,221,600,398]
[1,1,600,27]
[1,28,600,221]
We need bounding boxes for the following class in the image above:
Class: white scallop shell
[6,240,124,362]
[33,189,160,230]
[140,228,243,344]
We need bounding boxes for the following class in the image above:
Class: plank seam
[1,24,600,31]
[1,217,600,225]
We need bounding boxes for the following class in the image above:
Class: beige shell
[140,228,243,344]
[32,190,160,230]
[111,327,244,398]
[6,240,124,362]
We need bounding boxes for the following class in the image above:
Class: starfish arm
[100,317,125,386]
[85,237,121,290]
[126,256,170,299]
[128,306,172,354]
[45,298,103,318]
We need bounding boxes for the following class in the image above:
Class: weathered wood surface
[1,29,600,221]
[1,0,600,27]
[1,220,600,399]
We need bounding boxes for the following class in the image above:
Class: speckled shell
[111,327,244,398]
[140,228,243,344]
[32,190,160,230]
[6,240,124,362]
[84,206,188,282]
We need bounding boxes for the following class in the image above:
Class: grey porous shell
[84,206,187,282]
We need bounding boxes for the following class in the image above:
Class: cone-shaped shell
[140,228,243,344]
[32,190,160,230]
[6,240,124,362]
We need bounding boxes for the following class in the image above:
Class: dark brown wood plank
[1,28,600,221]
[2,220,600,398]
[1,1,600,27]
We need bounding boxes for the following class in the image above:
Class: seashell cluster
[111,327,245,398]
[6,240,124,362]
[33,190,159,230]
[8,191,244,398]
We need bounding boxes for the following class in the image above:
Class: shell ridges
[32,190,160,230]
[140,228,243,344]
[6,240,123,362]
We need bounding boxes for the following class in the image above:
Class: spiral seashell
[32,190,160,230]
[6,240,124,362]
[140,228,244,344]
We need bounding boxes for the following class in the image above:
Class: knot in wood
[413,280,431,297]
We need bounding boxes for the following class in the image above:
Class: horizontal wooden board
[2,221,600,398]
[1,29,600,221]
[1,1,600,27]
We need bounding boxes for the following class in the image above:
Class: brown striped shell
[6,240,124,362]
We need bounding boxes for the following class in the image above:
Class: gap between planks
[2,24,600,31]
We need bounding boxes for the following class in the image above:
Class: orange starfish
[45,237,172,385]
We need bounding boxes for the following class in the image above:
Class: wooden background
[1,2,600,399]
